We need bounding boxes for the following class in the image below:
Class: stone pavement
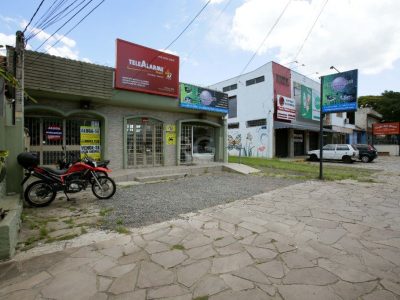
[1,158,400,299]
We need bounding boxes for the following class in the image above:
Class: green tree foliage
[358,90,400,122]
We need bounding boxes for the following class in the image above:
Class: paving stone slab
[277,284,342,300]
[256,260,285,279]
[137,261,174,288]
[177,260,211,287]
[283,267,338,285]
[211,251,253,274]
[151,250,188,268]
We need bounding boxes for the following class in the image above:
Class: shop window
[228,123,239,129]
[246,119,266,127]
[193,126,215,154]
[246,76,265,86]
[228,96,237,118]
[223,84,237,92]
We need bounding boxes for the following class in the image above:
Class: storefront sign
[165,124,176,132]
[276,94,296,121]
[80,126,101,160]
[373,122,400,135]
[46,125,62,141]
[311,89,320,121]
[115,39,179,98]
[179,83,228,113]
[321,69,358,113]
[166,132,176,145]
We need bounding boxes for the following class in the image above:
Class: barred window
[246,119,266,127]
[222,84,238,92]
[228,123,239,129]
[246,76,265,86]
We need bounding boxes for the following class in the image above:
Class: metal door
[126,119,163,168]
[25,116,100,165]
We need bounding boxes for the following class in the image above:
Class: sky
[1,0,400,97]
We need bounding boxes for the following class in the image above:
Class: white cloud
[228,0,400,75]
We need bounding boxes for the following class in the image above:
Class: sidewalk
[0,162,400,299]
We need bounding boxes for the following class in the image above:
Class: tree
[358,90,400,122]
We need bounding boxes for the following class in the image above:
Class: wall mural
[228,126,268,157]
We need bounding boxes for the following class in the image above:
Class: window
[228,96,237,118]
[337,145,349,151]
[228,123,239,129]
[275,74,289,86]
[323,144,335,151]
[222,84,237,92]
[246,119,266,127]
[336,112,343,118]
[246,76,265,86]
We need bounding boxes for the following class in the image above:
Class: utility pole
[5,31,25,193]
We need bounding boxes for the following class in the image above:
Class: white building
[210,61,354,158]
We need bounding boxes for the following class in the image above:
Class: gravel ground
[99,172,302,229]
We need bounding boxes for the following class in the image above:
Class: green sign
[321,69,358,113]
[180,83,228,113]
[301,85,312,119]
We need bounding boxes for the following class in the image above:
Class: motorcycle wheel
[92,176,116,199]
[24,180,56,207]
[89,171,109,184]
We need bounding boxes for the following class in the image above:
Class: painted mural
[228,125,268,157]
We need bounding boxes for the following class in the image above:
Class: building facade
[13,49,228,177]
[210,61,354,158]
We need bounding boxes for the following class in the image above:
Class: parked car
[307,144,359,163]
[352,144,378,163]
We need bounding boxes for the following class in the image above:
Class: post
[319,77,324,180]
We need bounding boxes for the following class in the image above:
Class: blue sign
[321,69,358,113]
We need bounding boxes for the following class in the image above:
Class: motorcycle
[58,152,110,180]
[17,152,116,207]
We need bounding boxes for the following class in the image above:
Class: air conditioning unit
[344,118,349,124]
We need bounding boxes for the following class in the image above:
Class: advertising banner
[321,69,358,113]
[46,125,62,141]
[373,122,400,135]
[311,89,320,121]
[180,83,228,113]
[301,85,313,119]
[276,94,296,121]
[115,39,179,98]
[80,126,101,160]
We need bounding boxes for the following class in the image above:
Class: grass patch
[81,227,88,234]
[229,156,375,181]
[171,244,185,250]
[39,226,48,238]
[99,207,113,217]
[115,225,130,234]
[116,218,124,225]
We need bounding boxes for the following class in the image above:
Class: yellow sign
[80,126,101,160]
[165,124,176,132]
[166,132,176,145]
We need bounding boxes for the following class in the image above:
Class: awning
[274,121,334,132]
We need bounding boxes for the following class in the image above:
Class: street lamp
[330,66,340,73]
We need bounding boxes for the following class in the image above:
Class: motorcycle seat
[41,167,68,175]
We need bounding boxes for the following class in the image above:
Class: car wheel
[309,154,318,161]
[361,155,370,163]
[342,156,353,164]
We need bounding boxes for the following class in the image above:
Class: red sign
[276,95,296,121]
[272,62,292,121]
[373,122,400,135]
[115,39,179,98]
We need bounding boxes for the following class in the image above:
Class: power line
[238,0,292,77]
[163,0,211,51]
[29,0,105,65]
[33,0,94,52]
[293,0,329,62]
[23,0,46,33]
[180,0,234,68]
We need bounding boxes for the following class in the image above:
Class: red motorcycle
[17,152,116,207]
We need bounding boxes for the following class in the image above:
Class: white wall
[374,145,399,156]
[210,63,274,158]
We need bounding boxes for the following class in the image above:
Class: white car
[307,144,359,163]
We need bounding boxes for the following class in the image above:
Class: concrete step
[134,173,189,183]
[223,163,260,175]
